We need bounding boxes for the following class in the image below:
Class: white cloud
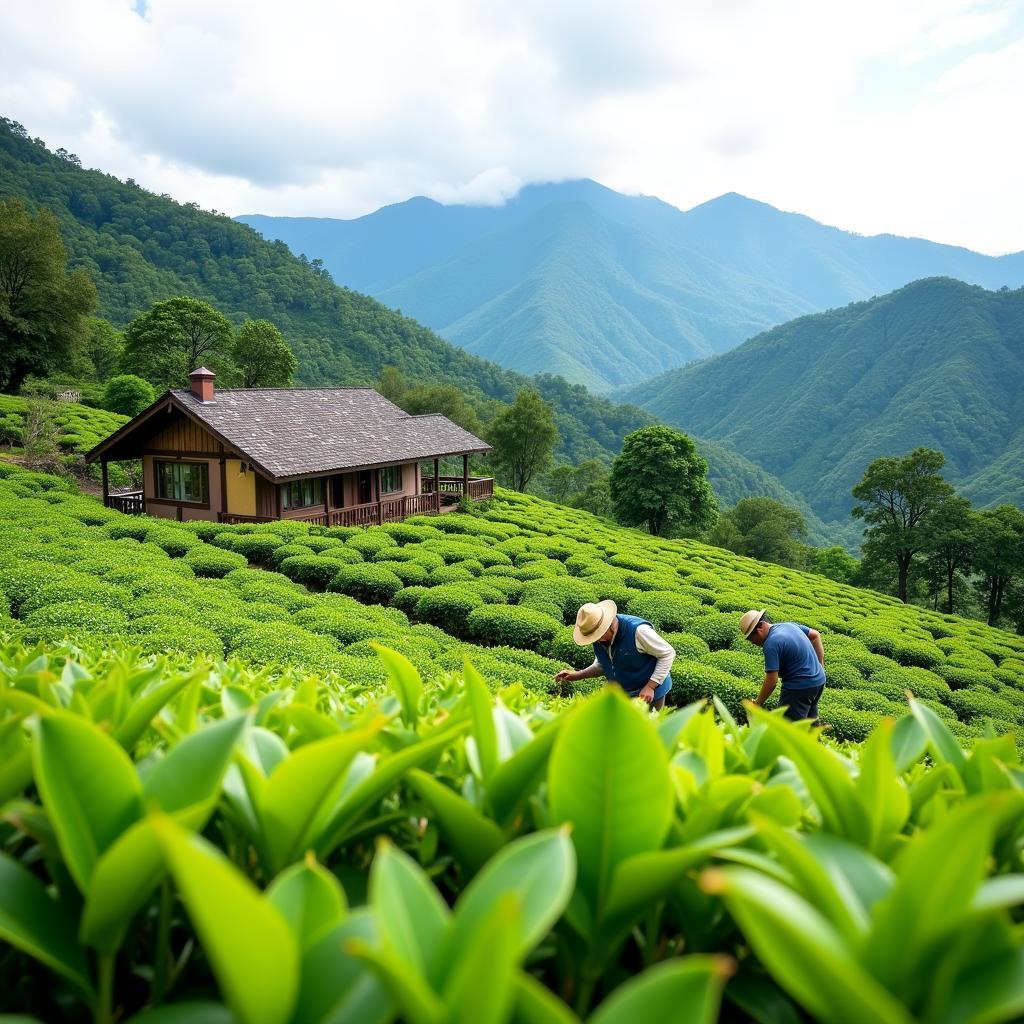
[0,0,1021,253]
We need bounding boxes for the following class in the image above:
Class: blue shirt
[763,622,825,690]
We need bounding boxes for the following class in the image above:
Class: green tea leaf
[463,658,498,781]
[908,697,967,781]
[548,689,672,913]
[889,714,927,774]
[0,852,94,998]
[267,854,348,951]
[405,769,505,877]
[587,955,731,1024]
[747,705,870,846]
[113,672,196,750]
[657,700,706,752]
[369,840,450,984]
[128,1002,233,1023]
[512,971,581,1024]
[143,714,248,826]
[34,713,143,892]
[487,717,561,827]
[702,867,914,1024]
[260,723,381,873]
[445,829,575,971]
[152,814,299,1024]
[80,819,163,953]
[372,644,423,727]
[346,939,444,1024]
[853,719,909,854]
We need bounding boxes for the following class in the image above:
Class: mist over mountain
[240,181,1024,392]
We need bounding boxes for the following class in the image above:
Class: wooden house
[86,368,493,526]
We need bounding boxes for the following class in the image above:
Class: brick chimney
[189,366,216,403]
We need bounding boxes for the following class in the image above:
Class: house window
[156,461,209,505]
[380,465,403,493]
[282,478,323,510]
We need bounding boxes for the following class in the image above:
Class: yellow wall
[226,459,256,516]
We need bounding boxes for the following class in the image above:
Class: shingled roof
[88,387,491,480]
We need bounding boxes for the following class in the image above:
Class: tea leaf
[463,658,498,780]
[372,644,423,727]
[267,855,348,951]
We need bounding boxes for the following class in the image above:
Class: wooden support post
[219,455,227,522]
[376,468,383,525]
[101,460,109,508]
[276,484,284,521]
[434,457,440,512]
[324,474,332,524]
[463,454,470,499]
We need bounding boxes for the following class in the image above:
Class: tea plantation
[2,455,1024,1022]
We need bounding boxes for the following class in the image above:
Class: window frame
[380,464,403,494]
[281,477,324,510]
[154,459,210,507]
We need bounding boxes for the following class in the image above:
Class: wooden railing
[107,490,145,515]
[421,477,494,502]
[220,492,443,528]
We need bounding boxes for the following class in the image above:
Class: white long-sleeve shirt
[587,623,676,685]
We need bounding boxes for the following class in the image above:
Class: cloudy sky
[2,0,1022,254]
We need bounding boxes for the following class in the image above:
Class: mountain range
[239,180,1024,392]
[622,277,1024,523]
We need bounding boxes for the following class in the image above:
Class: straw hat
[739,609,767,639]
[573,600,618,645]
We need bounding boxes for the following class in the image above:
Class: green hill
[240,181,1024,392]
[0,117,653,466]
[624,278,1024,522]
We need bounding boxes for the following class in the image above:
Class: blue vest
[593,615,672,698]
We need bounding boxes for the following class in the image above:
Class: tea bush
[327,564,404,604]
[467,605,562,648]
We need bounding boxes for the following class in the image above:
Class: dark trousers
[779,684,824,724]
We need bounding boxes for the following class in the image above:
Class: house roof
[87,387,491,480]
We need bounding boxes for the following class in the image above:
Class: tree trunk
[946,563,954,614]
[897,554,911,603]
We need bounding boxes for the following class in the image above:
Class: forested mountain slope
[624,278,1024,521]
[240,181,1024,392]
[0,118,651,465]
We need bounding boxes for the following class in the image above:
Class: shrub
[936,666,997,692]
[184,546,249,578]
[143,528,201,558]
[291,609,377,645]
[328,564,404,604]
[519,579,600,623]
[103,374,156,417]
[20,577,130,616]
[391,586,432,616]
[415,586,484,636]
[430,564,477,585]
[229,622,341,672]
[686,612,739,651]
[670,660,759,718]
[233,581,315,613]
[947,688,1023,725]
[546,627,597,670]
[699,649,763,682]
[270,543,316,568]
[374,560,430,586]
[24,600,129,635]
[230,534,287,563]
[467,605,562,649]
[661,631,712,660]
[279,555,344,589]
[317,547,365,565]
[628,592,703,632]
[823,661,868,689]
[346,532,398,557]
[130,619,225,659]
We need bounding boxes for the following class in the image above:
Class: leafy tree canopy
[103,373,156,417]
[709,496,807,567]
[233,318,296,388]
[0,197,96,393]
[122,296,236,391]
[486,389,558,492]
[609,425,718,537]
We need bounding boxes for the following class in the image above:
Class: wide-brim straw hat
[739,609,767,639]
[573,600,618,645]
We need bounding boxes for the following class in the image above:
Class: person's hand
[554,669,575,683]
[638,681,656,703]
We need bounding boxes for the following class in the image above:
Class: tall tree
[0,198,97,393]
[922,495,976,614]
[82,317,125,381]
[851,447,955,602]
[609,426,718,537]
[973,504,1024,626]
[486,389,558,492]
[233,319,297,388]
[122,296,236,391]
[709,496,808,567]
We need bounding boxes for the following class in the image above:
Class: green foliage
[233,318,296,388]
[709,497,808,568]
[467,605,562,648]
[610,426,717,537]
[486,389,558,492]
[122,296,236,390]
[102,373,155,416]
[328,564,404,604]
[0,196,97,393]
[415,585,485,636]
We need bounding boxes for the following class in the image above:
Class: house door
[331,474,344,508]
[358,470,373,504]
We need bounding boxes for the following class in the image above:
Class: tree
[609,426,718,536]
[851,448,955,602]
[709,497,808,567]
[233,319,297,388]
[82,317,124,381]
[922,495,975,614]
[103,374,156,417]
[122,296,236,391]
[973,505,1024,626]
[486,389,558,492]
[808,546,860,585]
[543,465,577,504]
[0,198,97,393]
